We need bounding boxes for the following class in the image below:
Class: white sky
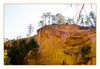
[4,4,96,39]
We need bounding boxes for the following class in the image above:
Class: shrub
[8,38,39,65]
[81,44,91,61]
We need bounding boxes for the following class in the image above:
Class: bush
[81,44,91,61]
[81,44,91,54]
[8,38,39,65]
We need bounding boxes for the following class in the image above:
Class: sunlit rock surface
[35,25,96,65]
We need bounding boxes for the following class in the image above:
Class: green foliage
[81,44,91,54]
[41,13,48,25]
[12,40,17,46]
[81,44,91,61]
[47,12,51,25]
[67,18,75,24]
[89,11,96,19]
[41,12,66,25]
[20,39,26,45]
[39,20,44,27]
[27,38,38,49]
[56,13,66,24]
[8,38,39,65]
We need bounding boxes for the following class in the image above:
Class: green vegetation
[4,50,10,65]
[38,10,96,29]
[39,12,66,26]
[7,38,39,65]
[81,44,91,61]
[66,18,75,24]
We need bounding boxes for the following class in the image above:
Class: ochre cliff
[35,25,96,65]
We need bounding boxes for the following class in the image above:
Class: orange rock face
[35,25,96,65]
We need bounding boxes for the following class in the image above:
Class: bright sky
[4,4,96,39]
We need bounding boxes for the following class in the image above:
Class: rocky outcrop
[35,25,96,65]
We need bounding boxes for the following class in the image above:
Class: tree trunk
[77,4,85,23]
